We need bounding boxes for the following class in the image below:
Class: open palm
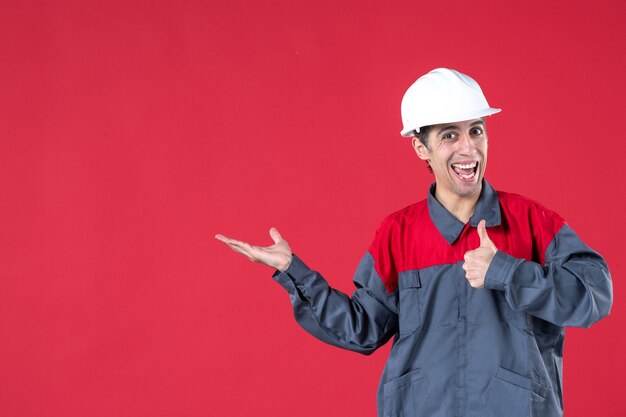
[215,227,293,272]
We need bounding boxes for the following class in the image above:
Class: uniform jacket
[272,180,613,417]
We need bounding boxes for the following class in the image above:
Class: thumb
[269,227,283,244]
[477,219,493,248]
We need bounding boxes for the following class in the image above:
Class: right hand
[215,227,293,272]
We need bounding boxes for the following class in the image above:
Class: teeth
[452,162,477,169]
[459,171,476,179]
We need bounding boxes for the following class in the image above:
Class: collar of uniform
[427,179,501,244]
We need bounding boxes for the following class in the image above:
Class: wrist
[276,255,293,272]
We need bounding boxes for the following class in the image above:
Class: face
[412,118,488,200]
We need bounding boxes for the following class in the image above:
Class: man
[215,68,612,417]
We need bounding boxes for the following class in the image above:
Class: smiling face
[412,118,488,201]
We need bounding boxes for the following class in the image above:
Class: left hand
[462,219,498,288]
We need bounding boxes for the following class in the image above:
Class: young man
[215,68,612,417]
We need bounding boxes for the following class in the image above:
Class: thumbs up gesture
[462,220,498,288]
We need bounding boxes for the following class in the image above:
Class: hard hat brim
[400,108,502,137]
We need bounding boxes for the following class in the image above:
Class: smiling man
[414,118,487,220]
[215,68,613,417]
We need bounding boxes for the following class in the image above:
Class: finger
[215,234,242,245]
[218,235,251,248]
[215,234,229,243]
[465,274,479,286]
[477,220,493,248]
[227,239,256,253]
[269,227,283,244]
[221,239,257,258]
[224,241,256,260]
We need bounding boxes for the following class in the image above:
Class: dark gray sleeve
[272,252,398,355]
[484,224,613,327]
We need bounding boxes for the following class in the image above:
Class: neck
[434,183,482,224]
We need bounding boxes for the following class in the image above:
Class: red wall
[1,0,624,416]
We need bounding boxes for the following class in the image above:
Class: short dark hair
[413,126,433,172]
[415,126,432,148]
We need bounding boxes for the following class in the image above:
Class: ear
[412,137,430,161]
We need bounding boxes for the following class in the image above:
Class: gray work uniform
[272,181,612,417]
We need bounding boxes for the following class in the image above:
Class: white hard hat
[400,68,501,137]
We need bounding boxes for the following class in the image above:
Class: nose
[457,133,475,155]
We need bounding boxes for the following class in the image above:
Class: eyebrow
[437,120,485,135]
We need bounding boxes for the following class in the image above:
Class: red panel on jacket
[369,191,566,293]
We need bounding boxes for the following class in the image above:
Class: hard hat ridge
[400,68,501,137]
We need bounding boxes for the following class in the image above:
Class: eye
[442,131,457,140]
[470,127,484,136]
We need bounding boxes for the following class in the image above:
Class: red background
[1,0,624,416]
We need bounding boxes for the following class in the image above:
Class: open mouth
[451,161,478,181]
